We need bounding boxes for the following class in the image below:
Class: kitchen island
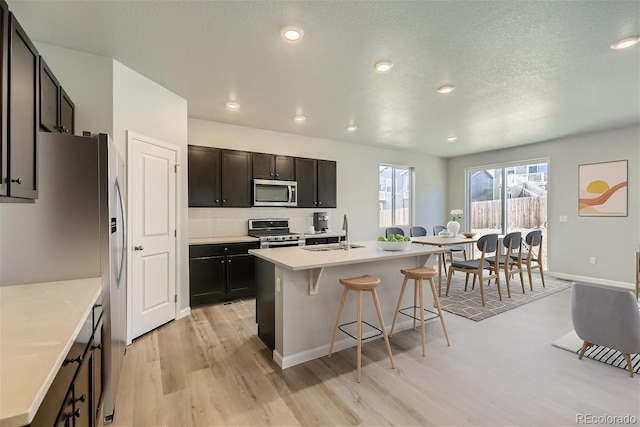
[250,241,444,368]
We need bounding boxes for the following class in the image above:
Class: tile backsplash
[188,208,340,238]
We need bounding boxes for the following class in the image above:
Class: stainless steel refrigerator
[0,131,126,423]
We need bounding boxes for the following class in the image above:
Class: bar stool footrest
[398,306,440,322]
[338,321,383,341]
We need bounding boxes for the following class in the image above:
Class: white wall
[447,125,640,285]
[112,61,189,317]
[188,119,447,241]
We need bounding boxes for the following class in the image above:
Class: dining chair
[485,231,525,297]
[515,230,545,290]
[385,227,404,238]
[445,233,501,306]
[409,226,427,237]
[433,225,467,272]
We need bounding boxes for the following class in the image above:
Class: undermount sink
[301,243,366,251]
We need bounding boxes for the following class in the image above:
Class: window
[379,164,413,227]
[466,159,548,269]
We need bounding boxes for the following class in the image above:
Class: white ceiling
[7,1,640,158]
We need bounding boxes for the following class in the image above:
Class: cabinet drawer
[189,242,259,258]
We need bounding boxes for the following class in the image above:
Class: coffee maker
[313,212,329,232]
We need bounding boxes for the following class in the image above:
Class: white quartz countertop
[249,240,444,270]
[0,277,102,427]
[189,236,259,245]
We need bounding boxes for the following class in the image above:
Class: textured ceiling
[7,1,640,157]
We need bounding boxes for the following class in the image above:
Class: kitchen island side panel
[255,257,276,351]
[278,254,436,368]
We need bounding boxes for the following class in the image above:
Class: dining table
[411,234,480,295]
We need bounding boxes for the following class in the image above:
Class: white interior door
[128,132,177,340]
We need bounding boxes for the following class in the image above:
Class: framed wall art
[578,160,628,217]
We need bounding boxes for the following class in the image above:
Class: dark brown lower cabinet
[189,242,259,307]
[30,304,102,427]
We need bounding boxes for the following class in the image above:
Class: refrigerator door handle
[115,178,126,284]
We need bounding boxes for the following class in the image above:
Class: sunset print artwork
[578,160,628,217]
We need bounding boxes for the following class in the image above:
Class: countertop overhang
[0,277,102,427]
[249,240,444,271]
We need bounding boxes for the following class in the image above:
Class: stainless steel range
[248,218,305,248]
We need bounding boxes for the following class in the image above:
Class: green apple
[403,236,411,242]
[377,236,386,241]
[396,234,404,240]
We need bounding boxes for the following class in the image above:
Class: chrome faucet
[342,214,349,250]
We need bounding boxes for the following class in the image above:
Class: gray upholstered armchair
[571,283,640,377]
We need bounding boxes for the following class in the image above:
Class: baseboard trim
[546,271,634,292]
[178,307,191,319]
[276,318,422,369]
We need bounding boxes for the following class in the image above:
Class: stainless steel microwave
[253,179,297,207]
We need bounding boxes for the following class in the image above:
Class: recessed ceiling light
[294,114,306,123]
[437,85,456,94]
[610,35,640,50]
[281,26,304,42]
[374,60,393,73]
[225,102,240,111]
[346,125,358,132]
[447,136,458,142]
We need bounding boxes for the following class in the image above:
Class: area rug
[552,330,640,374]
[436,272,571,321]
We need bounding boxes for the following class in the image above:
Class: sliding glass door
[467,160,548,269]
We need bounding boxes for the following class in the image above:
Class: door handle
[134,245,144,251]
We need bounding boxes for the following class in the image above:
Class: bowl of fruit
[377,234,412,251]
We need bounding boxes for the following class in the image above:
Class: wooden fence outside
[471,197,547,229]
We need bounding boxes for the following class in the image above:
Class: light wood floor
[111,287,640,426]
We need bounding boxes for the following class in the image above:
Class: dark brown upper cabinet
[39,57,74,135]
[317,160,337,208]
[39,57,59,132]
[5,12,39,200]
[59,87,74,134]
[0,0,8,198]
[188,145,221,207]
[188,145,252,208]
[294,158,337,208]
[220,149,251,207]
[252,152,294,181]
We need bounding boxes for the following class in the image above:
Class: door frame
[126,130,181,344]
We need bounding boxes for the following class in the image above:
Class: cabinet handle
[275,173,279,177]
[221,260,224,264]
[74,394,86,403]
[134,245,144,251]
[318,201,322,205]
[72,408,81,418]
[269,173,274,176]
[222,199,226,203]
[63,355,82,366]
[92,343,102,350]
[193,255,219,260]
[94,303,102,308]
[215,199,220,203]
[10,178,22,185]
